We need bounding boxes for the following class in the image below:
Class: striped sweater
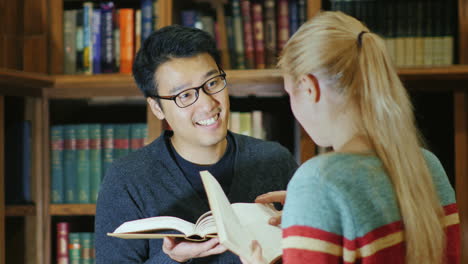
[282,149,460,263]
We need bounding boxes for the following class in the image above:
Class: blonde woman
[243,11,460,264]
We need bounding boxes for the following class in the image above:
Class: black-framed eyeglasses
[151,69,227,108]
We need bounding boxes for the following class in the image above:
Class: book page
[232,203,282,262]
[111,216,196,237]
[200,171,254,259]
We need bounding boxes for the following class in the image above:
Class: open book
[108,171,282,263]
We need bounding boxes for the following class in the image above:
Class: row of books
[64,0,158,74]
[330,0,456,66]
[57,222,95,264]
[50,123,148,204]
[229,111,266,140]
[182,0,308,70]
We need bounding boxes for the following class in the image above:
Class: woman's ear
[147,97,165,120]
[300,74,321,103]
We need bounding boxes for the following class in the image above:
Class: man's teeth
[197,115,219,126]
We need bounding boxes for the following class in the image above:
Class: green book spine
[68,233,81,264]
[80,232,94,264]
[130,123,142,151]
[64,125,77,203]
[102,124,114,177]
[114,124,130,159]
[89,124,102,203]
[51,125,65,204]
[76,124,91,204]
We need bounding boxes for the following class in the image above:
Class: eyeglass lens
[176,75,226,107]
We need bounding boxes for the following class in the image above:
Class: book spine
[225,15,236,69]
[232,0,245,69]
[51,125,65,204]
[76,10,85,74]
[57,222,69,264]
[135,9,142,53]
[181,10,198,28]
[102,124,115,176]
[130,123,143,151]
[241,0,255,69]
[76,124,91,204]
[263,0,277,68]
[64,125,77,203]
[288,0,299,35]
[277,0,289,53]
[68,233,81,264]
[252,1,265,69]
[80,232,93,264]
[153,0,159,30]
[83,2,94,74]
[64,10,77,74]
[101,2,115,73]
[297,0,307,26]
[89,124,102,203]
[114,124,130,159]
[119,8,135,73]
[141,0,153,42]
[92,9,102,74]
[113,10,121,71]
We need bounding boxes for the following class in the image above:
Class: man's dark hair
[133,25,221,98]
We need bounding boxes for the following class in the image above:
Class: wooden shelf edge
[49,204,96,215]
[5,205,36,216]
[0,69,52,96]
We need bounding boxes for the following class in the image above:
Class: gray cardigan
[95,131,298,263]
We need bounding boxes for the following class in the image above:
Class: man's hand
[255,191,286,226]
[162,237,227,263]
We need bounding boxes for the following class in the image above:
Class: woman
[243,11,460,264]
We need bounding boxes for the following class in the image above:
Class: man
[95,25,298,263]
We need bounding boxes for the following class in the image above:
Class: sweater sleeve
[281,163,345,264]
[94,163,178,264]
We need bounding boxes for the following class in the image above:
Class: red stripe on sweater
[443,203,458,215]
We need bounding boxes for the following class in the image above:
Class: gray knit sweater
[95,131,298,263]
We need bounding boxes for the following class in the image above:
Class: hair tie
[357,31,368,47]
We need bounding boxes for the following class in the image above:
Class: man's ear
[300,74,321,103]
[147,97,165,120]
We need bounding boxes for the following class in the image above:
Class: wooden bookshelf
[49,204,96,216]
[5,205,36,216]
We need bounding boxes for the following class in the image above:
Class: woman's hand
[255,191,287,226]
[240,240,268,264]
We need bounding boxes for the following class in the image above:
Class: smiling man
[94,25,298,264]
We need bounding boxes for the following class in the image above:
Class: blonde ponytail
[279,11,446,263]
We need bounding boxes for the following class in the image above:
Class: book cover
[51,125,65,204]
[57,222,69,264]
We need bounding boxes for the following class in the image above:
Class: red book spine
[119,8,135,73]
[241,0,255,69]
[252,1,265,69]
[57,222,69,264]
[277,0,290,53]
